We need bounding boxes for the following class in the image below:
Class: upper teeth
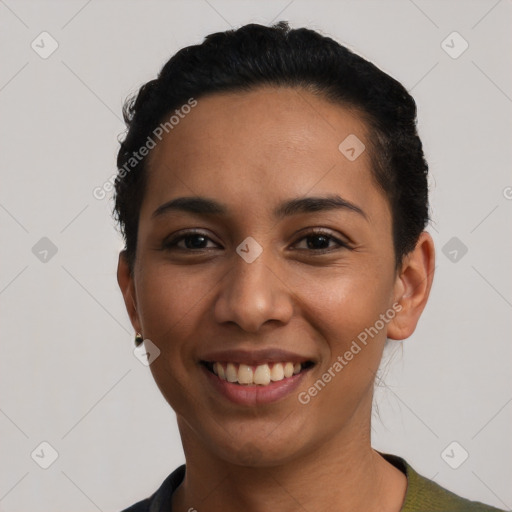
[212,362,302,386]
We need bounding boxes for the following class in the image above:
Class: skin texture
[117,86,435,512]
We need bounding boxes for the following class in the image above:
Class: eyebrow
[151,194,367,221]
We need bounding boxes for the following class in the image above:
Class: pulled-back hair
[114,21,429,272]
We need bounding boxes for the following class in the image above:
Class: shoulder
[119,465,186,512]
[381,453,506,512]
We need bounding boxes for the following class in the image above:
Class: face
[118,86,423,467]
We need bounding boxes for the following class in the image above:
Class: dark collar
[126,452,503,512]
[140,454,406,512]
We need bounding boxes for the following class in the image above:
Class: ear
[387,231,435,341]
[117,250,142,334]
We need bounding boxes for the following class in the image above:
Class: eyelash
[162,229,350,254]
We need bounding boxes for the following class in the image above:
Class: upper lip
[199,348,314,365]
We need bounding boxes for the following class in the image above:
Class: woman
[114,21,504,512]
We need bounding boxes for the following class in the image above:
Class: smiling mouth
[201,360,315,386]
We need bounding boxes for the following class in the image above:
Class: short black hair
[113,21,429,273]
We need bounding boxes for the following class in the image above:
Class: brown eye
[293,230,350,253]
[182,234,208,249]
[163,231,220,251]
[305,234,332,250]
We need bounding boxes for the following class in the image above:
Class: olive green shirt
[383,453,506,511]
[122,454,507,511]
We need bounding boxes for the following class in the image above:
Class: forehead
[142,86,389,224]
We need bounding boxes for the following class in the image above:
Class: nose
[213,251,294,333]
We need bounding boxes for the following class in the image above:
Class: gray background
[1,1,511,511]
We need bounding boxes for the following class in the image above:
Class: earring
[134,332,144,347]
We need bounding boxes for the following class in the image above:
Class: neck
[172,420,406,512]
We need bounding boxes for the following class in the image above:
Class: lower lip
[201,364,310,406]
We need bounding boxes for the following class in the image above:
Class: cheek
[293,268,394,426]
[290,261,395,350]
[135,264,213,360]
[135,265,213,413]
